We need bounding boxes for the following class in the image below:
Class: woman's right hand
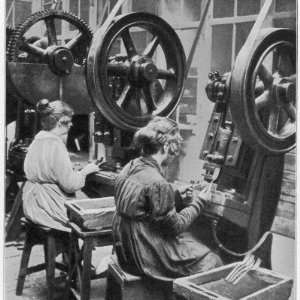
[81,162,99,176]
[192,185,212,211]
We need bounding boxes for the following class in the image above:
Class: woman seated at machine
[22,99,99,232]
[113,117,222,279]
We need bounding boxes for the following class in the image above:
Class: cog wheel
[7,9,93,67]
[6,26,16,56]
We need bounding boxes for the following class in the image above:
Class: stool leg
[81,237,93,300]
[105,273,121,300]
[64,233,75,300]
[45,234,56,300]
[16,234,32,295]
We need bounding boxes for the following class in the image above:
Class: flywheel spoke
[157,68,176,80]
[258,64,273,87]
[267,106,281,134]
[143,36,159,57]
[254,79,265,96]
[255,90,270,110]
[116,83,134,108]
[286,73,296,83]
[44,17,58,45]
[142,85,157,112]
[121,28,137,58]
[66,32,83,50]
[283,103,296,122]
[19,41,46,57]
[278,119,295,136]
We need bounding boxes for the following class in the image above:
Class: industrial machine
[6,0,296,267]
[198,0,295,260]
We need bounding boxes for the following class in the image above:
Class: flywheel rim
[87,12,186,131]
[230,28,296,154]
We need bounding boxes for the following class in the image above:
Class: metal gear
[7,9,93,67]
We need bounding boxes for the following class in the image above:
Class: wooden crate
[173,263,293,300]
[65,197,115,231]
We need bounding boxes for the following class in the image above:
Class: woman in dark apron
[113,116,222,280]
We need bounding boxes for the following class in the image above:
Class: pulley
[205,28,296,154]
[87,12,186,131]
[230,28,296,154]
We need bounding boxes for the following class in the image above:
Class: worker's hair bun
[133,117,180,156]
[36,99,53,115]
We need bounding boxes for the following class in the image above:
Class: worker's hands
[81,162,99,176]
[197,184,212,204]
[177,183,193,197]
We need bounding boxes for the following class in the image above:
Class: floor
[4,239,112,300]
[4,233,295,300]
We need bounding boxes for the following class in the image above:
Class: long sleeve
[51,142,86,193]
[147,182,203,236]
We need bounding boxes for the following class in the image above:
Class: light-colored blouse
[23,130,86,231]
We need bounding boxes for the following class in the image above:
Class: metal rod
[101,0,128,31]
[242,0,273,50]
[184,0,211,79]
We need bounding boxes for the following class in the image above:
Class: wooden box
[173,263,293,300]
[65,197,115,231]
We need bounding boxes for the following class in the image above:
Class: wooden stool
[105,258,173,300]
[67,222,113,300]
[16,218,70,300]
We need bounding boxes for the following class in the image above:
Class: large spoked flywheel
[230,28,296,154]
[87,12,186,131]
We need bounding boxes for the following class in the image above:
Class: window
[237,0,260,16]
[211,0,296,72]
[132,0,158,15]
[275,0,296,12]
[213,0,234,18]
[211,24,233,73]
[160,0,202,23]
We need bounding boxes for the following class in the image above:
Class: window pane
[69,0,79,31]
[80,0,90,25]
[213,0,234,18]
[179,77,198,124]
[131,31,147,54]
[132,0,157,14]
[160,0,181,23]
[211,24,233,73]
[69,0,79,15]
[273,18,296,31]
[182,0,202,21]
[235,22,254,57]
[275,0,296,12]
[237,0,260,16]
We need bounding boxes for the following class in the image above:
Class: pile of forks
[225,254,262,285]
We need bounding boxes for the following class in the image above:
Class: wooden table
[67,222,113,300]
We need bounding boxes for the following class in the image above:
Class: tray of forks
[173,263,293,300]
